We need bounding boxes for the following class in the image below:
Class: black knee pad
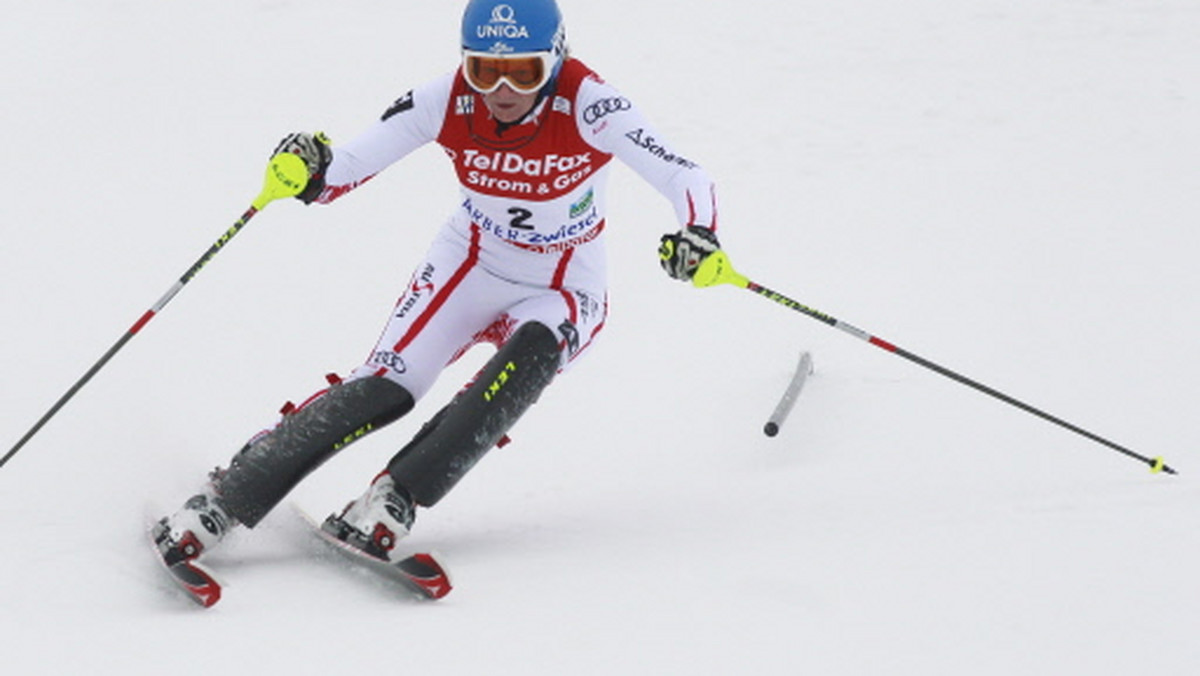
[217,376,415,527]
[387,321,561,507]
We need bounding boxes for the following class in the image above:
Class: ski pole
[1,152,310,470]
[692,251,1178,475]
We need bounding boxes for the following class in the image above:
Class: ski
[147,508,452,606]
[160,560,222,608]
[148,521,222,608]
[295,506,453,600]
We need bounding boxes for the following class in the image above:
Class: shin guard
[217,376,415,527]
[387,322,561,507]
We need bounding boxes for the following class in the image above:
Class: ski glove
[272,131,332,204]
[659,226,721,281]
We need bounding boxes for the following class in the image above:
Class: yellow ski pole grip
[692,250,750,289]
[252,151,310,210]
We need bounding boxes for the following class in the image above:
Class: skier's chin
[492,107,525,123]
[483,89,538,124]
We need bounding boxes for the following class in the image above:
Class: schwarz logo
[583,97,631,125]
[625,128,698,169]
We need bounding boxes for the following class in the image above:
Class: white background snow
[2,0,1198,673]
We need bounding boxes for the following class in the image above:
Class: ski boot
[153,483,236,566]
[150,479,235,608]
[321,471,416,563]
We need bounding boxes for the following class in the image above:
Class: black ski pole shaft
[1,153,309,470]
[691,251,1177,475]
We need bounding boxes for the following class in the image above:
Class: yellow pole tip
[1151,457,1165,474]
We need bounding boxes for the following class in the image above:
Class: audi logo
[583,97,632,125]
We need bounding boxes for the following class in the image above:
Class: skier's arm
[578,77,718,230]
[312,73,454,204]
[578,77,721,281]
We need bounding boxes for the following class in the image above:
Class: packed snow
[2,1,1198,673]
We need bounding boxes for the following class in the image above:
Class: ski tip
[399,552,454,600]
[167,561,222,608]
[294,502,454,601]
[192,581,222,608]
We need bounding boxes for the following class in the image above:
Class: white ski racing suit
[322,59,719,400]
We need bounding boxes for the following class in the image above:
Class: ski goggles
[462,50,557,94]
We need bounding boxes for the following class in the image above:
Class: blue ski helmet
[461,0,567,61]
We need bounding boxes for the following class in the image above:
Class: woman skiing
[154,0,722,590]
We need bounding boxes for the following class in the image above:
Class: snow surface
[3,0,1199,673]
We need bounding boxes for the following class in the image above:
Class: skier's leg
[154,376,415,563]
[344,227,513,401]
[390,286,606,505]
[215,375,415,526]
[388,320,562,506]
[323,320,562,560]
[317,234,608,560]
[155,229,499,563]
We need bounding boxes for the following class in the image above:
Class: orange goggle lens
[462,52,553,94]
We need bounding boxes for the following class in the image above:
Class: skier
[154,0,722,570]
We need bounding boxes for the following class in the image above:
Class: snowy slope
[2,0,1199,673]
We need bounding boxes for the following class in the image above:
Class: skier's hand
[658,226,720,281]
[272,131,332,204]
